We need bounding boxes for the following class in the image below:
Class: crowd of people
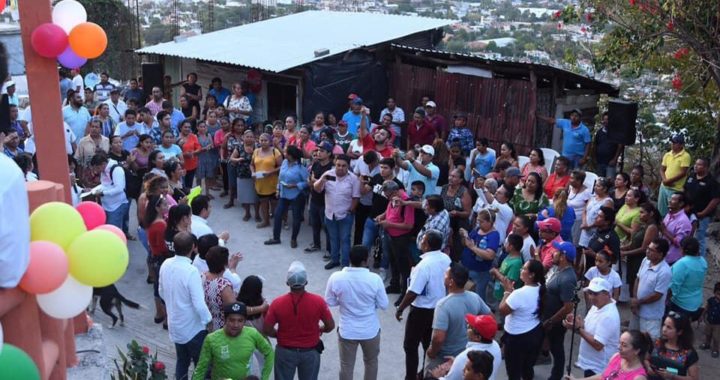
[4,71,720,380]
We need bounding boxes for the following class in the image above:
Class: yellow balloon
[30,202,87,251]
[67,230,129,287]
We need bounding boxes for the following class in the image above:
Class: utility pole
[208,0,215,32]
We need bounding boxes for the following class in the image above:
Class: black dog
[88,284,140,328]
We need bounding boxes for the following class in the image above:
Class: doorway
[266,82,296,122]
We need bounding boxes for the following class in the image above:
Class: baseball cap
[670,134,685,144]
[351,97,363,105]
[453,111,467,120]
[286,261,308,289]
[347,93,358,100]
[414,107,426,118]
[5,80,15,88]
[465,314,497,340]
[537,217,561,233]
[505,167,521,177]
[570,108,583,116]
[223,302,247,317]
[317,140,334,152]
[584,277,611,294]
[552,241,577,261]
[425,100,437,108]
[420,144,435,157]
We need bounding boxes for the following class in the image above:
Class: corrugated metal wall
[391,63,537,154]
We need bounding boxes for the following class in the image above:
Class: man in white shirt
[490,185,514,242]
[22,106,76,156]
[104,88,127,124]
[0,127,30,288]
[325,245,389,380]
[630,238,672,340]
[395,229,452,380]
[563,277,620,377]
[432,314,502,380]
[190,195,230,242]
[159,231,212,380]
[114,109,147,152]
[71,68,85,101]
[91,153,129,233]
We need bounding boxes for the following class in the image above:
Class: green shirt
[193,326,274,380]
[494,255,523,300]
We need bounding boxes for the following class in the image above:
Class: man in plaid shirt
[416,195,450,251]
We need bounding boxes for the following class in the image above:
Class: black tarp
[301,50,388,124]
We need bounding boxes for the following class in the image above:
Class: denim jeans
[274,346,321,380]
[326,214,353,266]
[658,184,675,217]
[547,322,568,380]
[309,202,330,250]
[468,269,492,301]
[273,196,304,241]
[595,163,617,179]
[361,218,391,269]
[695,216,711,257]
[183,169,196,189]
[174,329,207,380]
[106,202,129,233]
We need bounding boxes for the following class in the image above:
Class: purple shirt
[663,210,692,264]
[318,169,361,220]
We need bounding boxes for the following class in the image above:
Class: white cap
[425,100,437,108]
[584,277,611,293]
[420,144,435,156]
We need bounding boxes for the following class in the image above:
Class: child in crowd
[584,250,622,304]
[491,233,524,301]
[684,200,698,237]
[700,282,720,358]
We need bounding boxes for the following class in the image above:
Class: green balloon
[0,344,41,380]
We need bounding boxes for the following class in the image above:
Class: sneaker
[263,238,281,245]
[322,253,331,261]
[700,343,711,350]
[324,262,340,270]
[304,244,320,253]
[290,240,298,248]
[712,351,719,358]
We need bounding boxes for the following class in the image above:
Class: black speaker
[141,63,164,103]
[607,99,638,146]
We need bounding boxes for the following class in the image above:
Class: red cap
[465,314,497,340]
[347,93,358,100]
[537,217,561,233]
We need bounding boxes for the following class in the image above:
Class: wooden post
[18,0,71,202]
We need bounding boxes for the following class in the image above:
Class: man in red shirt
[407,107,437,151]
[425,101,448,140]
[264,261,335,380]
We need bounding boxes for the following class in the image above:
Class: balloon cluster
[29,0,108,69]
[21,201,129,319]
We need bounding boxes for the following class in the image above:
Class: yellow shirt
[252,148,280,196]
[661,149,691,191]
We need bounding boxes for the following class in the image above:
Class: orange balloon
[68,22,107,59]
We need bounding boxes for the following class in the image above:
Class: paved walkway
[86,196,720,379]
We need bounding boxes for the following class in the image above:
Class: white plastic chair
[540,148,560,174]
[518,155,530,169]
[583,171,599,193]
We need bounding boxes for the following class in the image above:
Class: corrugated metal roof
[391,43,619,94]
[136,11,454,73]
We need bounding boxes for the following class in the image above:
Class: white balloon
[37,275,92,319]
[51,0,87,34]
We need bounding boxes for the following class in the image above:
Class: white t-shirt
[0,153,31,288]
[491,199,513,242]
[584,267,622,291]
[504,285,541,334]
[520,235,537,263]
[19,107,74,155]
[72,74,85,100]
[442,340,502,380]
[568,186,592,218]
[577,302,620,374]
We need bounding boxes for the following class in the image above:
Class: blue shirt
[62,105,92,143]
[461,229,500,272]
[59,78,73,100]
[123,88,144,103]
[446,128,475,155]
[171,109,186,132]
[405,161,440,196]
[537,206,576,242]
[342,111,370,135]
[209,87,231,107]
[670,255,707,312]
[278,159,309,200]
[472,150,496,176]
[555,119,591,159]
[156,144,183,161]
[114,122,148,151]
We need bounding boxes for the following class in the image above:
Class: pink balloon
[57,45,87,69]
[20,241,69,294]
[76,201,106,230]
[94,224,127,244]
[30,23,68,58]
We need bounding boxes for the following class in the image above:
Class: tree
[74,0,136,80]
[555,1,720,170]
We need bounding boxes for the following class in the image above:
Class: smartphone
[325,175,336,181]
[362,175,370,182]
